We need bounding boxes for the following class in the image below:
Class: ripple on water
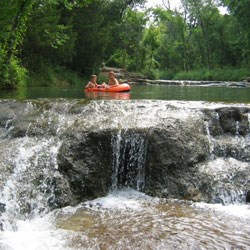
[56,189,250,250]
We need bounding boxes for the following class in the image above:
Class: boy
[85,75,98,88]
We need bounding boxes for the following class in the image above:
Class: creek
[0,84,250,103]
[0,88,249,249]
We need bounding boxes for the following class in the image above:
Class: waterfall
[0,137,62,231]
[205,121,215,160]
[235,121,240,137]
[111,130,148,191]
[201,110,250,205]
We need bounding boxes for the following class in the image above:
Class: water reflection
[0,85,249,103]
[85,91,130,100]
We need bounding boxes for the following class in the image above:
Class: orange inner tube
[85,83,131,93]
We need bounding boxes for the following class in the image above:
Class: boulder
[246,190,250,203]
[0,203,6,213]
[216,108,249,136]
[57,130,113,203]
[144,119,210,200]
[0,100,249,208]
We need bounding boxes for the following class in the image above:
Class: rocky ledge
[0,100,249,210]
[100,66,250,87]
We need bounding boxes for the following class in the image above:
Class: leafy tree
[1,0,248,88]
[0,0,93,88]
[22,1,77,71]
[221,0,250,66]
[142,25,160,72]
[179,0,223,68]
[153,8,191,71]
[148,0,246,75]
[69,0,146,74]
[108,9,148,71]
[0,0,34,88]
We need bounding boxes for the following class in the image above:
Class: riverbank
[172,68,250,82]
[27,65,85,87]
[101,66,250,86]
[1,65,249,90]
[130,79,250,88]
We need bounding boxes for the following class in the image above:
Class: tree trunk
[148,48,154,72]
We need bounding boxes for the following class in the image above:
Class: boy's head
[109,71,115,78]
[90,74,97,81]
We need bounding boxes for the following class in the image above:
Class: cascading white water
[111,131,147,191]
[0,100,79,249]
[205,121,215,160]
[236,120,240,137]
[0,137,70,250]
[0,138,61,230]
[202,110,250,204]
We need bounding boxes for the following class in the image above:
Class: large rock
[57,130,113,203]
[144,118,209,199]
[216,107,249,135]
[246,190,250,203]
[0,99,249,209]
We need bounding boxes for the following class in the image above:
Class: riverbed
[1,189,250,250]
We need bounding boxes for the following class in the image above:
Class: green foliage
[0,55,27,89]
[174,68,249,81]
[97,74,108,84]
[0,0,93,88]
[27,63,83,87]
[1,0,250,88]
[108,8,148,71]
[142,25,160,72]
[0,0,34,89]
[157,69,176,80]
[22,2,77,71]
[221,0,250,66]
[144,0,250,79]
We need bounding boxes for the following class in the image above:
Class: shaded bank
[130,79,250,88]
[101,66,250,84]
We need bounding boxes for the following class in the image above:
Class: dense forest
[0,0,249,89]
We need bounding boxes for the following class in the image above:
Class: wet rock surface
[57,130,113,203]
[0,99,249,211]
[246,190,250,203]
[144,119,209,199]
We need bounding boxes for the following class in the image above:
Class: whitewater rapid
[1,189,249,250]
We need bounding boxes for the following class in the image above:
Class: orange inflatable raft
[85,83,131,93]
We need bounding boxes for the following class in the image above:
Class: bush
[157,69,176,80]
[0,55,27,89]
[141,69,158,80]
[172,68,249,81]
[27,63,84,87]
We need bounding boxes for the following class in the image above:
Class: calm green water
[0,84,249,103]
